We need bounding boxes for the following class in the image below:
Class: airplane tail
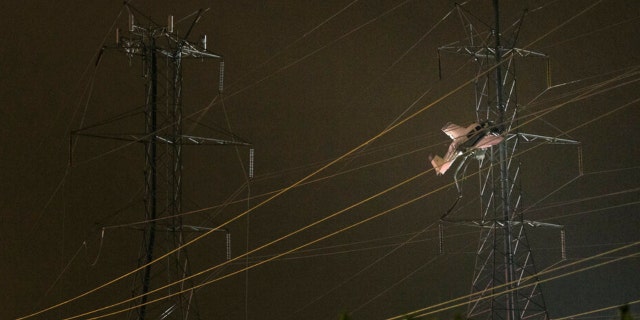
[429,155,446,175]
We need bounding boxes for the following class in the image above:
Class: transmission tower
[74,5,252,319]
[436,1,579,320]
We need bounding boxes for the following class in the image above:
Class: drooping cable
[21,1,640,316]
[61,99,622,317]
[289,221,439,318]
[552,299,640,320]
[25,48,633,320]
[64,168,448,319]
[223,0,361,95]
[384,241,640,319]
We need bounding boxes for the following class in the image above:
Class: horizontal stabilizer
[430,155,452,175]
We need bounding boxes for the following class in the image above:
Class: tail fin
[430,155,446,175]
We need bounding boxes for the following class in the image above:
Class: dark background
[1,0,639,319]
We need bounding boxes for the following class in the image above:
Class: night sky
[1,1,639,319]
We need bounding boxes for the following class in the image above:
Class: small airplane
[430,121,503,175]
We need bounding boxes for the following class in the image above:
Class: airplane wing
[441,123,466,140]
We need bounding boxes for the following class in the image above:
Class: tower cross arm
[510,132,580,145]
[517,220,564,229]
[155,37,223,59]
[441,219,563,230]
[438,46,547,59]
[181,134,252,146]
[180,46,222,59]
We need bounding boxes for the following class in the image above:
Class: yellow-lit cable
[552,299,640,320]
[385,242,640,319]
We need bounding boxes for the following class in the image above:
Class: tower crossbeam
[435,2,578,320]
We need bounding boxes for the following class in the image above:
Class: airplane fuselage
[458,122,502,151]
[430,121,503,175]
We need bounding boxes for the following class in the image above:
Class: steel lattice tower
[72,6,253,319]
[437,1,578,320]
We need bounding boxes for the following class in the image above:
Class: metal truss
[437,2,577,320]
[72,5,253,319]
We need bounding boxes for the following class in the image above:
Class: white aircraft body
[430,121,503,175]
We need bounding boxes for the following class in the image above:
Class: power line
[21,0,640,318]
[58,92,638,318]
[385,241,640,319]
[23,63,637,319]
